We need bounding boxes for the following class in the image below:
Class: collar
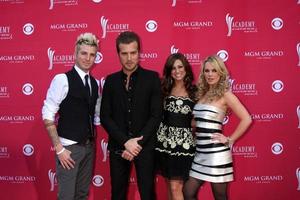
[74,65,89,81]
[121,65,140,79]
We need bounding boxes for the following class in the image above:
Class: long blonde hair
[197,55,230,101]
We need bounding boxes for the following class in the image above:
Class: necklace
[205,90,215,103]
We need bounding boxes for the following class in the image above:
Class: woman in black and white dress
[183,55,252,200]
[155,53,197,200]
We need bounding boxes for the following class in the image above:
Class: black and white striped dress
[189,104,233,183]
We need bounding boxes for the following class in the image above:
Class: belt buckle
[85,137,94,145]
[85,138,91,145]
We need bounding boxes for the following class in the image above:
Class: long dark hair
[161,53,197,101]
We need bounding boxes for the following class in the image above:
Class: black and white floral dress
[155,96,195,180]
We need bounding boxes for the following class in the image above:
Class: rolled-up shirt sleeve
[42,74,68,121]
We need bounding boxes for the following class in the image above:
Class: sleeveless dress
[155,96,196,180]
[189,104,233,183]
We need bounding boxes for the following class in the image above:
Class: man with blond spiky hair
[42,32,101,200]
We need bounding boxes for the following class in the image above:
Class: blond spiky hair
[75,32,99,53]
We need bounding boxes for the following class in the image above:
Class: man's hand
[121,150,135,161]
[124,136,143,156]
[56,145,75,170]
[44,119,75,169]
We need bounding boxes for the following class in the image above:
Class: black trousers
[109,148,155,200]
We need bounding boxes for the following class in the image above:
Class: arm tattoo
[44,120,60,148]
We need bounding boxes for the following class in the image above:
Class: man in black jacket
[100,31,162,200]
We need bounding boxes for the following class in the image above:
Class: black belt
[78,137,94,146]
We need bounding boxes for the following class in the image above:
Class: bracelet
[56,147,65,155]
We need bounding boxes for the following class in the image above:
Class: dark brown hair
[161,53,197,101]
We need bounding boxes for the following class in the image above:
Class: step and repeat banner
[0,0,300,200]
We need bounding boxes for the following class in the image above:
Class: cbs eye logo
[95,52,103,64]
[23,23,34,35]
[93,175,104,187]
[217,50,229,62]
[272,80,283,93]
[23,144,34,156]
[22,83,34,95]
[145,20,158,32]
[223,116,229,125]
[271,18,283,30]
[271,142,283,155]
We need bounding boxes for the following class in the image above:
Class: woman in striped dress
[183,55,252,200]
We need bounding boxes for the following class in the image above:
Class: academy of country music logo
[229,79,258,96]
[0,54,35,64]
[171,0,202,7]
[0,146,10,158]
[100,139,108,162]
[297,43,300,67]
[50,23,88,32]
[296,168,300,191]
[129,177,137,184]
[49,0,78,10]
[170,45,201,65]
[173,20,213,30]
[226,13,257,37]
[251,113,284,122]
[244,175,283,184]
[47,48,103,70]
[48,169,57,191]
[0,23,32,39]
[232,145,257,158]
[0,115,35,123]
[0,26,12,40]
[297,105,300,129]
[47,47,74,70]
[244,50,284,60]
[100,16,130,39]
[99,77,105,94]
[0,86,9,98]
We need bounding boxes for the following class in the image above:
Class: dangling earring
[170,78,173,86]
[184,76,190,82]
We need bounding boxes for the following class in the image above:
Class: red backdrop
[0,1,300,200]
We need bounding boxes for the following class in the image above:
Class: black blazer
[100,66,162,151]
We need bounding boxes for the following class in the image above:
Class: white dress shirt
[42,65,101,146]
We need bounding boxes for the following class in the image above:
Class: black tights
[183,177,228,200]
